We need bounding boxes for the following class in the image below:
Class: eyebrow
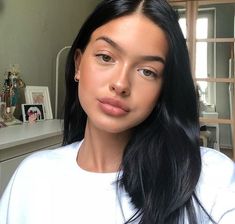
[95,36,166,65]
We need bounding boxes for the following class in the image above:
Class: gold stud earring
[74,76,79,82]
[74,71,80,82]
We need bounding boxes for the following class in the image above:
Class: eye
[137,68,158,79]
[95,54,114,63]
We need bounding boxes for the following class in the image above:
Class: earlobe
[74,49,82,79]
[74,73,79,82]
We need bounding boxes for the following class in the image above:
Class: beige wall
[0,0,100,116]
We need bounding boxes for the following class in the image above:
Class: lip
[98,98,130,116]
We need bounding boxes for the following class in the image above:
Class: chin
[93,118,141,135]
[86,110,149,134]
[98,124,132,134]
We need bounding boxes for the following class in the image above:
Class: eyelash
[137,68,158,79]
[95,53,159,79]
[95,53,115,63]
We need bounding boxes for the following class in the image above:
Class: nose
[109,68,131,97]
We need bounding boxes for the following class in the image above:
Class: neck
[77,120,131,173]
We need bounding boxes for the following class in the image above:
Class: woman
[0,0,235,223]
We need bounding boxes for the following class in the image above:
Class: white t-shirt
[0,141,234,224]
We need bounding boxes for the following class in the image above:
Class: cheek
[138,82,162,120]
[77,62,105,112]
[78,57,107,90]
[77,73,95,110]
[128,88,161,129]
[135,80,162,111]
[79,64,95,88]
[141,92,160,117]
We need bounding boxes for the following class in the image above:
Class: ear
[74,49,82,79]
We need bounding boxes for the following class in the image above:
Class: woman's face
[75,13,168,133]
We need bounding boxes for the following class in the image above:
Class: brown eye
[137,68,158,79]
[102,55,112,62]
[142,69,155,76]
[96,54,114,63]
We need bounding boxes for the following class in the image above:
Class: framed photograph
[25,86,53,119]
[21,104,45,122]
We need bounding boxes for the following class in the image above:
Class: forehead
[89,13,169,57]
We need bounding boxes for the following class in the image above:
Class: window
[170,0,235,160]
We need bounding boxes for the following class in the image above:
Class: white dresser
[0,119,63,196]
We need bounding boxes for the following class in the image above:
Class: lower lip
[98,101,129,116]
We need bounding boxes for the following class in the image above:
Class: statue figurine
[0,65,25,123]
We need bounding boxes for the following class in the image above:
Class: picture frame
[21,104,45,122]
[25,86,53,119]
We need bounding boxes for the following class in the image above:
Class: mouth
[98,98,130,116]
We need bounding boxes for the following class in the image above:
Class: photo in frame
[25,86,53,119]
[21,104,45,122]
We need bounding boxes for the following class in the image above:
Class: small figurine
[0,64,25,123]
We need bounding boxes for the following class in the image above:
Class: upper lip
[98,98,130,112]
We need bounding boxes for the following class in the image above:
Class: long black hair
[63,0,214,223]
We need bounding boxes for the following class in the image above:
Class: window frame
[169,0,235,160]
